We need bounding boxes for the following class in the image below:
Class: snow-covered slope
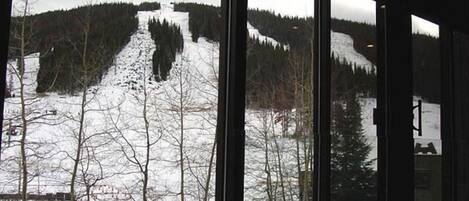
[99,11,156,89]
[248,22,284,48]
[247,23,376,72]
[332,31,375,72]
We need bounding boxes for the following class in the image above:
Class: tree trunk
[142,79,150,201]
[202,139,216,201]
[179,69,185,201]
[271,110,287,201]
[71,17,90,201]
[19,2,29,200]
[263,115,273,201]
[86,186,91,201]
[71,88,87,201]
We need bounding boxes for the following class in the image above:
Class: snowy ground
[1,2,440,201]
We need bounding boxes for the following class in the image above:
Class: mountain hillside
[8,3,139,94]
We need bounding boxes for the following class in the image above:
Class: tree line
[174,3,222,42]
[148,18,184,81]
[138,2,161,11]
[249,9,441,103]
[331,53,377,99]
[412,34,440,103]
[246,38,293,109]
[248,9,314,49]
[9,3,139,94]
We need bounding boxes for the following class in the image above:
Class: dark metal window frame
[377,1,415,201]
[313,0,331,201]
[0,0,13,158]
[313,1,416,201]
[215,0,247,200]
[440,27,469,201]
[440,26,456,201]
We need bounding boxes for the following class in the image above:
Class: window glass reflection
[330,1,377,201]
[246,0,314,200]
[411,15,441,201]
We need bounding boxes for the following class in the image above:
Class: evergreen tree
[148,18,184,81]
[331,94,376,201]
[13,3,141,94]
[138,2,161,11]
[174,3,221,42]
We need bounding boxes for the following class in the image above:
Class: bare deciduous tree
[161,55,196,201]
[108,47,163,201]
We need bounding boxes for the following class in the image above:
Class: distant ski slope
[248,22,283,48]
[331,31,375,72]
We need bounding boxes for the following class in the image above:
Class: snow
[248,22,284,48]
[331,31,376,72]
[5,53,40,96]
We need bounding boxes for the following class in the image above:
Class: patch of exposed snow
[248,22,285,48]
[332,31,375,72]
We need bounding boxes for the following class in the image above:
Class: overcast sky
[12,0,438,36]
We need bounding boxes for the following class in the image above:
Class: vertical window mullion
[0,0,13,161]
[440,26,456,201]
[313,0,331,201]
[382,1,414,201]
[215,0,248,200]
[376,1,387,201]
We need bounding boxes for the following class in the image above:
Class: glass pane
[330,1,377,201]
[2,1,221,200]
[245,0,314,200]
[411,15,441,201]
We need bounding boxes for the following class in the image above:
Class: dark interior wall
[412,1,469,201]
[451,30,469,201]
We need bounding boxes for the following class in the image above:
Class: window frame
[376,1,415,201]
[215,0,248,200]
[0,0,13,161]
[313,0,332,200]
[0,1,465,201]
